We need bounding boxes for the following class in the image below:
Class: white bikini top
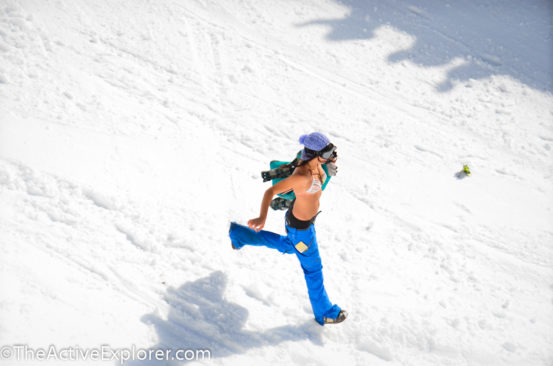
[306,170,326,193]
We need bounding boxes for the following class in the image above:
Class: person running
[229,132,347,325]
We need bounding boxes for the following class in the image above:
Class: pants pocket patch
[295,241,309,253]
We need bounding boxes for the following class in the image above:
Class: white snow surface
[1,0,553,365]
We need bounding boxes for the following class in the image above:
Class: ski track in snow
[1,0,552,365]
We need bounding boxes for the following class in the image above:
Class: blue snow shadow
[297,0,553,92]
[128,271,322,365]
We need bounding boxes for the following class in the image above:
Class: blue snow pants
[228,220,341,325]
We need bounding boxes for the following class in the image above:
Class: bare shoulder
[290,167,311,184]
[292,165,310,178]
[290,166,311,191]
[270,166,310,195]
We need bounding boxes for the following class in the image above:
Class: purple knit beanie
[299,132,330,160]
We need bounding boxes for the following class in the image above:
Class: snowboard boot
[323,310,348,324]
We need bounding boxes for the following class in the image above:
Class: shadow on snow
[297,0,553,92]
[128,271,323,365]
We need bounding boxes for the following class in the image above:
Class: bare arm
[248,174,307,231]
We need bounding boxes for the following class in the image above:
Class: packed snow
[1,0,552,365]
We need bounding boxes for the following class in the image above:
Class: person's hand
[248,217,266,232]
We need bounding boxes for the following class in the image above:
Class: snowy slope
[1,0,552,365]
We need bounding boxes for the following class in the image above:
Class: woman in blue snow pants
[229,132,347,325]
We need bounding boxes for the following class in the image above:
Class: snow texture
[1,0,552,365]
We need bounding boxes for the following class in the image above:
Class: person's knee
[301,259,323,274]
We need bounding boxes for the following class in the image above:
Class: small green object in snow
[455,164,472,179]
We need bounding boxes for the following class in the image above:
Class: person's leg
[229,222,294,254]
[286,225,341,325]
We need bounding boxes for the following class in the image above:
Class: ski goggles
[304,143,337,160]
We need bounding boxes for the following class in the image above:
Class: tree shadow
[297,0,553,92]
[128,271,323,365]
